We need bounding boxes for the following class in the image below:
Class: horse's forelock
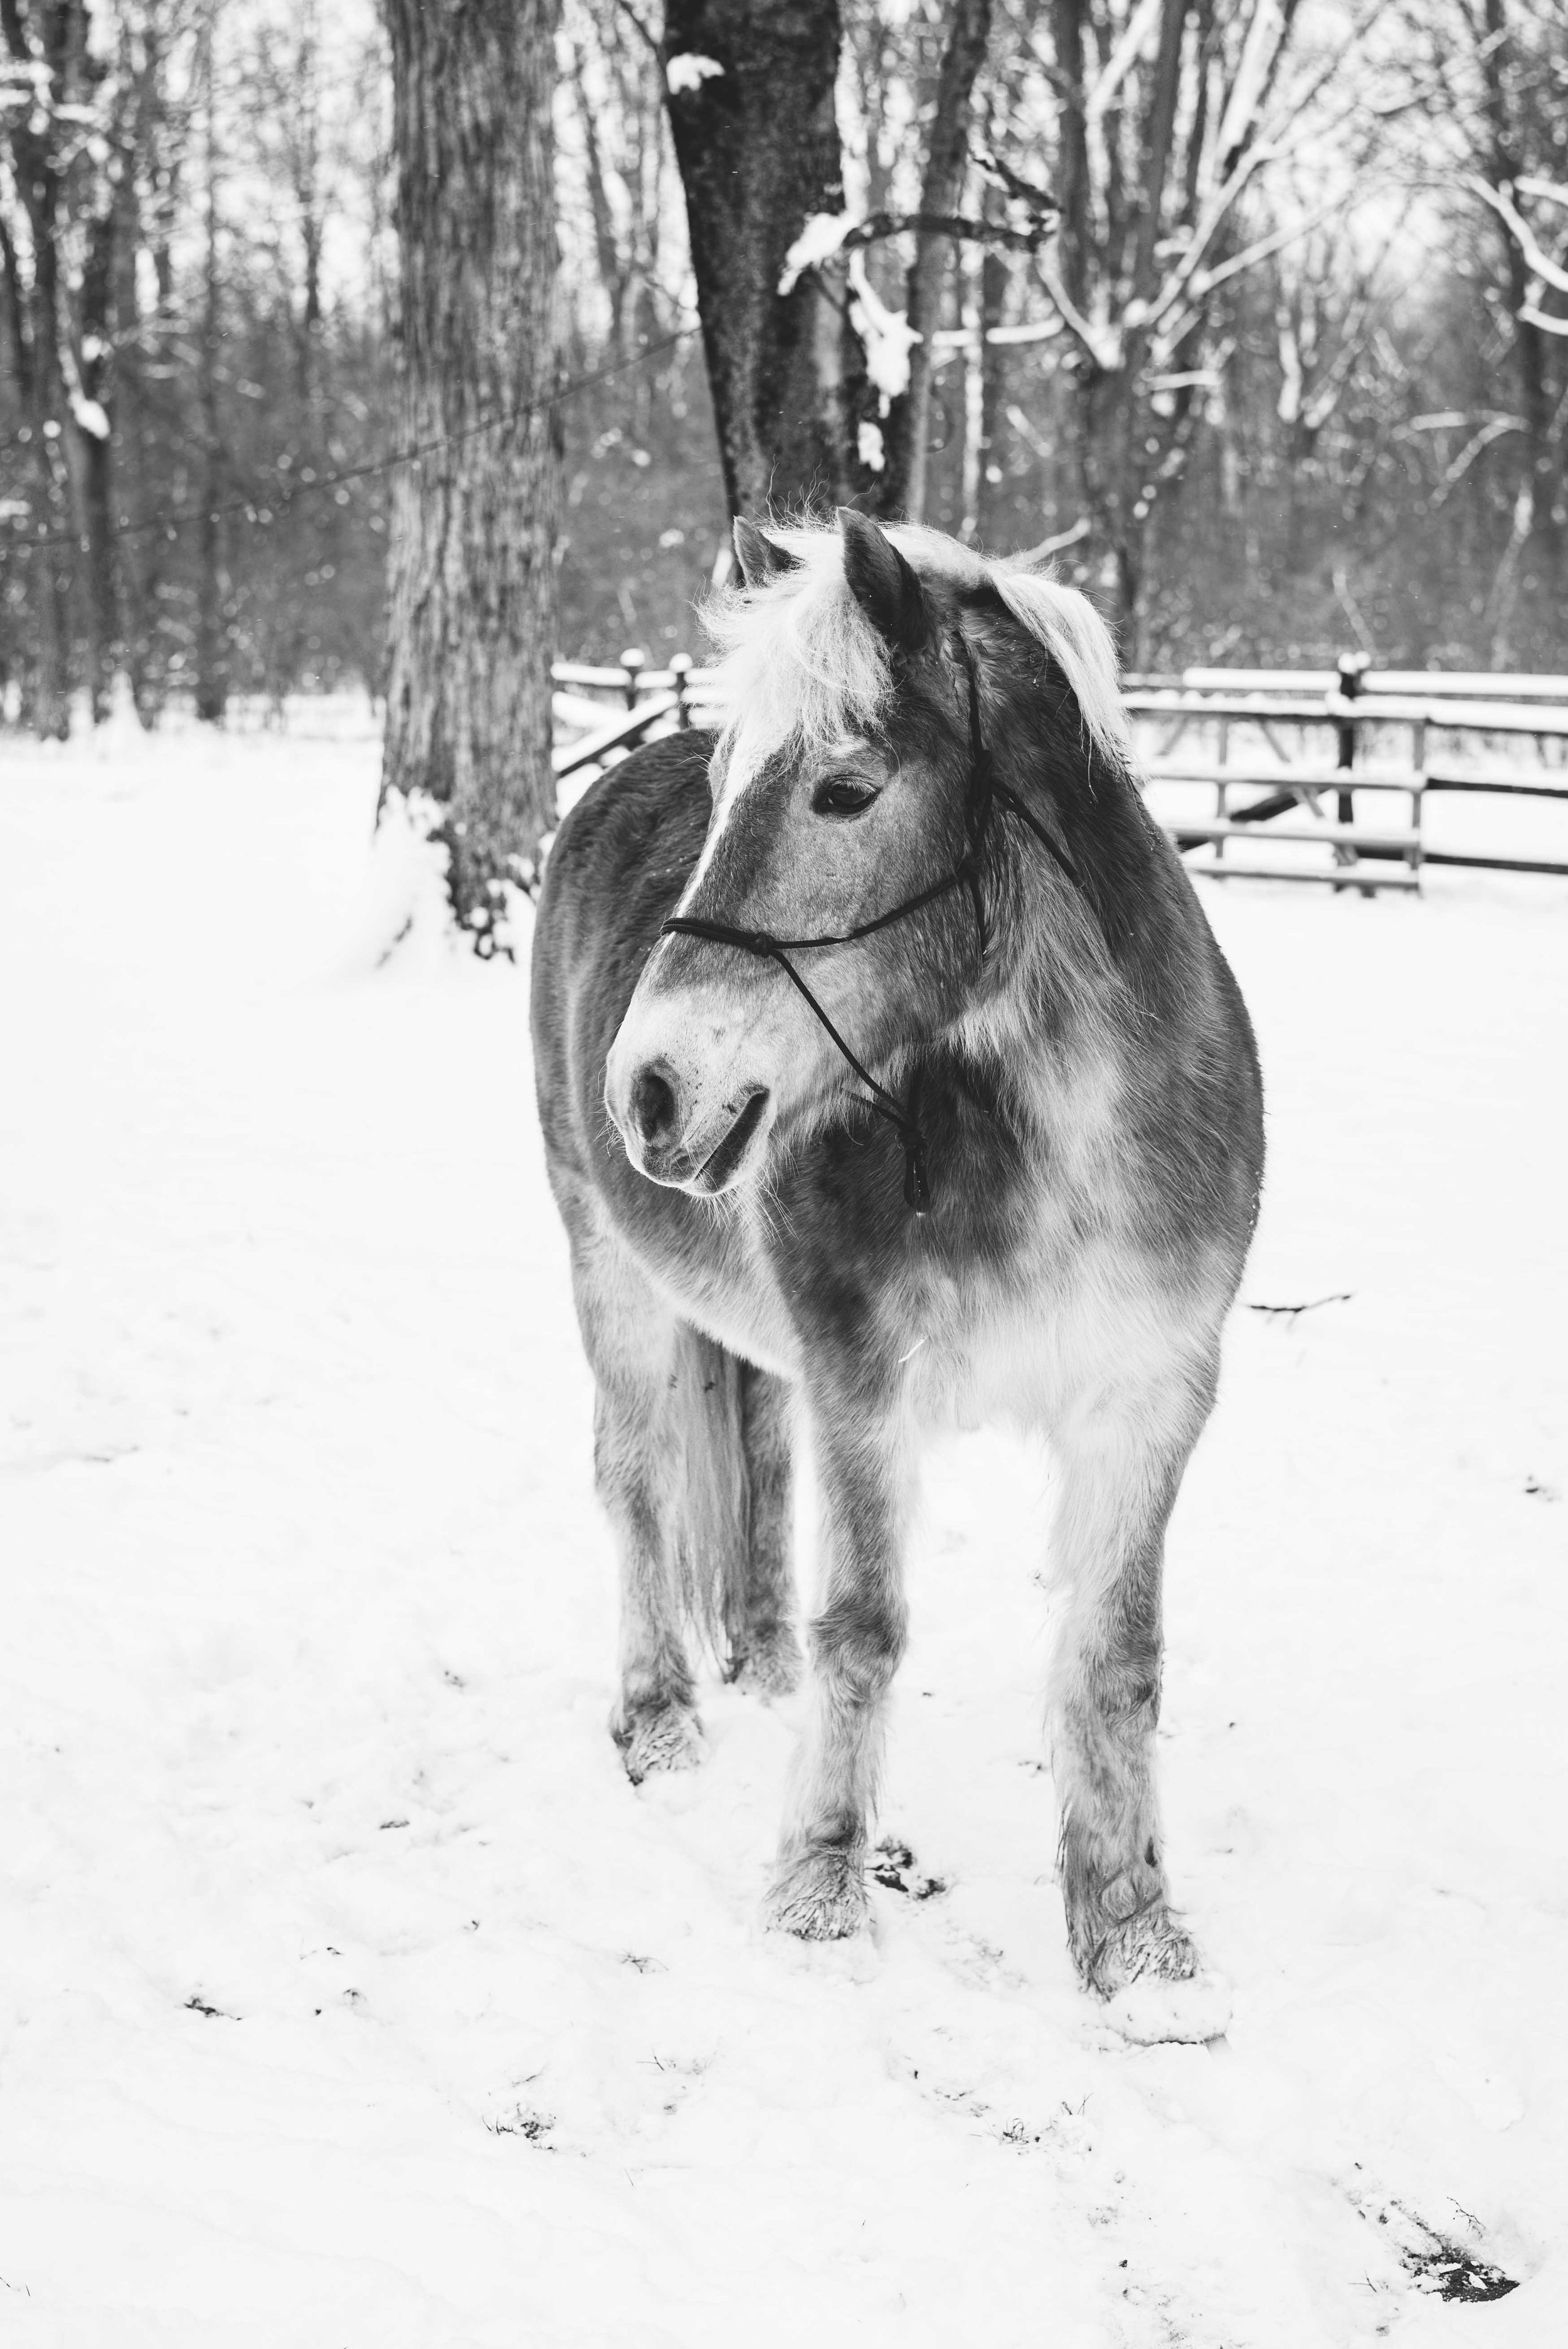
[704,530,890,773]
[701,518,1130,788]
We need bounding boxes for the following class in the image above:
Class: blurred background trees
[1,0,389,731]
[1,0,1564,740]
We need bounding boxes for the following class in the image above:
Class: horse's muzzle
[607,1051,774,1196]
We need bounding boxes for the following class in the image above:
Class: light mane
[701,519,1131,787]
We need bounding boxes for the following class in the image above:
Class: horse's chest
[899,1207,1076,1432]
[904,1184,1163,1436]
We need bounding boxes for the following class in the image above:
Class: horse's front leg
[1047,1359,1219,2000]
[765,1389,912,1940]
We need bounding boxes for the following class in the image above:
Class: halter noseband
[659,637,1082,1216]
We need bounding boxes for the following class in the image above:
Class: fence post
[1335,650,1369,892]
[670,653,691,729]
[620,647,645,709]
[1335,650,1368,821]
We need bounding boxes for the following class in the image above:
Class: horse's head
[603,509,1125,1201]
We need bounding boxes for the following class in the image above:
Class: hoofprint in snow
[0,709,1564,2347]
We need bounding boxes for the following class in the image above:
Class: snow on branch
[1215,0,1290,176]
[851,209,1049,258]
[1084,0,1162,130]
[1143,135,1306,346]
[1470,178,1568,300]
[847,252,921,403]
[1035,261,1122,372]
[665,55,723,95]
[1430,415,1523,505]
[778,213,852,297]
[69,392,109,441]
[1182,198,1348,310]
[779,209,1052,298]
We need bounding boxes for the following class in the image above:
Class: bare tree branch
[1470,174,1568,299]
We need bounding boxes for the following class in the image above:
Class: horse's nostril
[630,1065,679,1148]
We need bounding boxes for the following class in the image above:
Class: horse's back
[531,729,716,1192]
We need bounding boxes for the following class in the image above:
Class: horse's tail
[669,1323,751,1670]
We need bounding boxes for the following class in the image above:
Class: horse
[530,509,1263,2018]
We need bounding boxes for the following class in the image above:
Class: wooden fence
[553,649,1568,891]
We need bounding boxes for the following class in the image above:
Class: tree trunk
[1,1,80,736]
[1478,0,1560,634]
[196,49,228,725]
[972,213,1008,542]
[381,0,561,950]
[881,0,990,521]
[662,0,859,518]
[1073,361,1145,658]
[1049,0,1091,313]
[0,206,73,736]
[77,201,120,723]
[569,40,629,355]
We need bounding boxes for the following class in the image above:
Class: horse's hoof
[1098,1900,1202,1986]
[618,1702,703,1784]
[1102,1970,1232,2045]
[729,1632,803,1700]
[1084,1902,1229,2040]
[765,1846,868,1940]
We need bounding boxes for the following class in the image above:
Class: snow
[664,55,723,97]
[66,395,110,443]
[848,251,921,405]
[1085,0,1162,131]
[778,212,853,299]
[1215,0,1290,174]
[1,711,1565,2344]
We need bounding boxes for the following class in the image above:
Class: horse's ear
[733,516,800,590]
[837,508,930,651]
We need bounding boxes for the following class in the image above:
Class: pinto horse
[531,511,1263,2013]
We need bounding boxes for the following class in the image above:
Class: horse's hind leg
[726,1365,802,1698]
[566,1217,707,1781]
[1046,1355,1219,2000]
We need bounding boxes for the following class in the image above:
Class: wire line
[4,324,700,559]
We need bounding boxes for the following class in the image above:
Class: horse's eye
[812,777,878,817]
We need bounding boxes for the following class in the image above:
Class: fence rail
[1160,665,1568,704]
[551,648,1568,890]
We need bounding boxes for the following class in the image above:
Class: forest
[2,0,1565,745]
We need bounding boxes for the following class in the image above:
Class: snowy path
[0,723,1564,2346]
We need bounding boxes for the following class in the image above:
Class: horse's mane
[702,519,1130,777]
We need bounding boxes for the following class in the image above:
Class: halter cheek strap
[659,639,1083,1215]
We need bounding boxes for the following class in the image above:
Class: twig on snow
[1246,1293,1353,1318]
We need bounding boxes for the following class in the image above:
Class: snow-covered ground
[1,714,1565,2347]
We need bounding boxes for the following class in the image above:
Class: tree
[2,0,140,726]
[380,0,561,951]
[1387,0,1566,659]
[660,0,858,516]
[660,0,1053,526]
[1,0,209,731]
[879,0,992,519]
[1017,0,1329,655]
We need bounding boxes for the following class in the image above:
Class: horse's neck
[946,925,1123,1149]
